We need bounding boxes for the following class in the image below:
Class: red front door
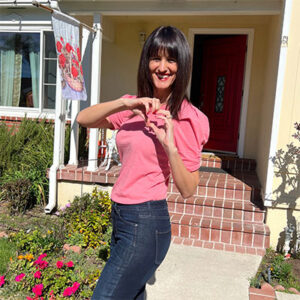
[200,36,247,153]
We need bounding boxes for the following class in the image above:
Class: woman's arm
[149,110,200,198]
[76,97,161,128]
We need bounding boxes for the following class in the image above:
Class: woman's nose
[158,59,167,72]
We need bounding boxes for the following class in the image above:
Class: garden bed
[0,188,112,299]
[250,248,300,295]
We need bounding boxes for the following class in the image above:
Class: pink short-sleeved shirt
[107,95,209,204]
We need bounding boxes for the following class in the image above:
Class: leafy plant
[10,228,64,255]
[0,178,32,215]
[62,188,112,255]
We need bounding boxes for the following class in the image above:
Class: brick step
[169,171,253,201]
[170,212,270,256]
[167,194,265,223]
[201,153,257,172]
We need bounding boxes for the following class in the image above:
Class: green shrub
[10,228,64,255]
[0,178,32,214]
[62,188,112,257]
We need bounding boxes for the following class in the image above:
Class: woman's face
[149,50,178,98]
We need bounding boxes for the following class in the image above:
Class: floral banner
[51,10,87,101]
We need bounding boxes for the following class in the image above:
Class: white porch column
[45,61,66,213]
[68,26,91,165]
[87,14,102,171]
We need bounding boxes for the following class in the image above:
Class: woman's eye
[168,58,176,63]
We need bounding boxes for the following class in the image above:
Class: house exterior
[0,0,299,251]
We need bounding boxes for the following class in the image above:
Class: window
[0,31,56,110]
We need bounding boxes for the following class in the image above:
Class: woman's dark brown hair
[137,26,192,119]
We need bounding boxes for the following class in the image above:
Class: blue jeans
[91,199,171,300]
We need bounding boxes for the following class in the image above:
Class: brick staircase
[167,153,270,256]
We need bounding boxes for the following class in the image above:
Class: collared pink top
[107,95,209,204]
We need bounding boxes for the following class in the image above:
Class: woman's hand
[148,109,176,156]
[122,97,161,122]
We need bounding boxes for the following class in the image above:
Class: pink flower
[37,253,47,261]
[34,271,41,279]
[32,283,43,297]
[0,275,5,287]
[26,297,34,300]
[72,281,80,293]
[38,261,48,270]
[63,286,74,297]
[56,261,64,268]
[15,273,25,282]
[66,261,74,268]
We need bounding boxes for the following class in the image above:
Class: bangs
[148,31,179,61]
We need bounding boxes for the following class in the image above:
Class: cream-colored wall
[267,207,300,249]
[57,181,112,208]
[255,15,282,196]
[100,15,275,157]
[265,1,300,249]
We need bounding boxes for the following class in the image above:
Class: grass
[0,238,16,274]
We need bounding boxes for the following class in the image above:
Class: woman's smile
[149,53,178,99]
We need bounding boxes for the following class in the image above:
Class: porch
[55,153,270,256]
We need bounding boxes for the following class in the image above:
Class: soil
[288,259,300,284]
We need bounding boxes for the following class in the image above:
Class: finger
[133,109,146,121]
[148,122,160,135]
[153,98,161,113]
[156,109,172,118]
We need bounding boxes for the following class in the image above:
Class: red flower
[34,271,41,279]
[56,261,64,269]
[77,47,81,62]
[60,37,64,43]
[26,297,34,300]
[15,273,25,282]
[0,275,5,287]
[66,43,73,53]
[71,66,78,78]
[72,282,80,293]
[56,41,63,52]
[63,287,73,297]
[32,283,43,297]
[72,59,79,67]
[59,54,66,68]
[39,261,48,270]
[66,261,74,268]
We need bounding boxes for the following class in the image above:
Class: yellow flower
[18,255,24,260]
[25,253,34,261]
[47,230,53,234]
[9,257,13,262]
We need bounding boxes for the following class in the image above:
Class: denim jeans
[91,199,171,300]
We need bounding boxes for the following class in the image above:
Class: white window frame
[0,22,57,119]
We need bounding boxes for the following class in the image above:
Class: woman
[77,26,209,300]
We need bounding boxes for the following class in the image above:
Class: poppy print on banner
[52,10,87,101]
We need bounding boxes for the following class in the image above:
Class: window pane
[44,31,56,58]
[43,31,57,109]
[0,32,40,108]
[215,76,226,113]
[44,85,56,109]
[44,60,57,84]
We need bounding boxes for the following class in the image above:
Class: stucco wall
[265,1,300,249]
[99,15,275,157]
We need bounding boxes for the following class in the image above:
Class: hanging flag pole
[32,0,96,33]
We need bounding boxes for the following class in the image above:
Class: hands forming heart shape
[124,97,176,155]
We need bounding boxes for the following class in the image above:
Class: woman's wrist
[166,145,178,157]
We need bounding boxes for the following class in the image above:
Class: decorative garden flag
[52,10,87,101]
